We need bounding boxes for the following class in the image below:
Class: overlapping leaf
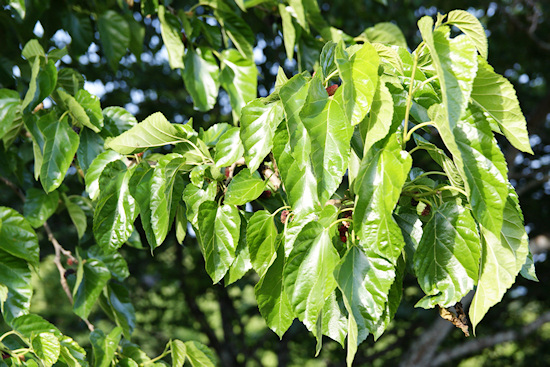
[246,210,278,278]
[183,47,219,112]
[158,5,185,69]
[90,327,122,367]
[0,250,33,324]
[98,11,130,70]
[219,49,257,117]
[214,126,244,168]
[225,169,265,206]
[446,10,488,60]
[0,206,40,267]
[73,258,111,319]
[23,188,59,228]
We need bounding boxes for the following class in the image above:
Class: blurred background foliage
[1,0,549,366]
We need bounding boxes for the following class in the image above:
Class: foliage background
[1,0,549,366]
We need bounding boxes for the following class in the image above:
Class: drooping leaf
[59,336,88,367]
[58,89,103,133]
[0,89,20,140]
[225,169,265,205]
[226,214,252,285]
[219,49,257,117]
[22,58,57,113]
[182,47,219,112]
[214,126,244,168]
[353,130,411,264]
[87,245,130,281]
[319,289,347,347]
[77,127,105,174]
[0,250,32,324]
[279,4,296,60]
[288,0,308,31]
[240,99,284,172]
[414,201,481,308]
[181,181,217,227]
[334,246,394,366]
[470,189,530,332]
[300,72,353,203]
[255,243,294,338]
[184,341,216,367]
[0,207,39,267]
[105,112,186,154]
[90,327,122,367]
[93,161,137,253]
[23,188,59,228]
[197,201,240,283]
[99,282,135,340]
[471,58,532,154]
[246,210,278,278]
[283,221,340,331]
[360,80,394,154]
[73,258,111,319]
[97,11,130,70]
[102,106,138,138]
[215,10,254,59]
[56,68,85,96]
[334,41,380,126]
[446,10,488,60]
[39,115,80,193]
[63,11,94,56]
[158,5,185,69]
[520,251,538,282]
[85,150,123,200]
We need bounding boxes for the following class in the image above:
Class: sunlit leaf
[446,10,488,60]
[158,5,185,69]
[225,169,265,206]
[214,126,244,168]
[183,47,219,112]
[219,49,257,117]
[246,210,278,278]
[32,332,60,367]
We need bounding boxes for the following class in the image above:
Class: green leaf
[0,250,32,324]
[32,332,60,367]
[197,201,240,283]
[102,106,138,138]
[58,89,103,133]
[93,161,137,253]
[98,11,130,70]
[273,126,319,216]
[413,135,463,188]
[219,49,257,117]
[446,10,488,60]
[105,112,186,154]
[77,127,105,174]
[0,207,39,268]
[353,131,411,264]
[63,12,93,56]
[73,258,111,319]
[214,126,244,168]
[240,99,284,172]
[360,80,393,154]
[334,42,380,126]
[301,72,353,203]
[181,181,217,227]
[363,22,407,48]
[183,341,216,367]
[520,251,538,282]
[90,327,122,367]
[283,221,340,331]
[418,18,477,131]
[158,5,185,69]
[40,115,80,193]
[183,47,219,112]
[11,314,62,339]
[0,89,20,140]
[226,214,252,285]
[288,0,308,31]
[99,282,135,340]
[85,150,123,200]
[279,4,296,60]
[59,336,88,367]
[225,169,265,206]
[334,246,394,366]
[171,340,187,367]
[23,188,59,228]
[216,10,254,59]
[470,189,530,332]
[414,202,481,308]
[56,68,85,96]
[471,58,532,154]
[22,58,57,113]
[318,289,347,347]
[319,41,337,79]
[175,203,187,244]
[7,0,25,19]
[246,210,278,278]
[255,243,294,338]
[372,43,404,75]
[22,39,45,61]
[87,245,130,281]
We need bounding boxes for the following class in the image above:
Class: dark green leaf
[90,327,122,367]
[0,207,39,267]
[158,5,185,69]
[85,150,123,200]
[11,314,61,339]
[240,99,284,172]
[56,68,85,96]
[197,201,240,283]
[40,115,79,193]
[98,11,130,70]
[182,47,219,112]
[63,12,93,56]
[0,89,20,140]
[64,195,87,239]
[23,188,59,228]
[226,214,252,285]
[225,169,265,205]
[283,222,340,331]
[0,250,32,324]
[255,243,294,338]
[87,245,129,281]
[59,336,88,367]
[216,10,254,59]
[99,283,135,340]
[73,258,111,319]
[414,202,481,308]
[77,127,104,174]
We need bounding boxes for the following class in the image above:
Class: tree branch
[431,311,550,366]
